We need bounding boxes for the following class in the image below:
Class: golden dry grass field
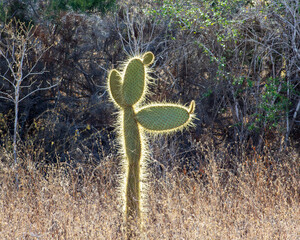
[0,145,299,240]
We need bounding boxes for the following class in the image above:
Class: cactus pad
[123,58,145,106]
[136,104,191,131]
[142,52,154,66]
[108,69,124,107]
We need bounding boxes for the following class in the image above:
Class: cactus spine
[107,52,195,237]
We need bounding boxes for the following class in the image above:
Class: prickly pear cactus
[107,52,195,238]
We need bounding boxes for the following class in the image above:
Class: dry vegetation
[0,139,299,239]
[0,0,300,239]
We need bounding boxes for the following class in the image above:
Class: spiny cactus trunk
[123,106,142,235]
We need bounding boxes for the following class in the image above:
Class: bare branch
[0,48,17,80]
[0,92,14,101]
[0,74,16,89]
[22,46,52,80]
[19,82,60,103]
[22,69,47,82]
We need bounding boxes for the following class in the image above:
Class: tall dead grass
[0,144,299,239]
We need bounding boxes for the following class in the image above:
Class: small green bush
[0,0,117,23]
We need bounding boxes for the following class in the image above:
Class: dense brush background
[0,0,299,239]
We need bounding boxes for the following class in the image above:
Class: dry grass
[0,145,299,240]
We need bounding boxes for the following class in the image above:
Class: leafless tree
[0,19,59,184]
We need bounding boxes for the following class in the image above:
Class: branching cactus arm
[136,101,195,132]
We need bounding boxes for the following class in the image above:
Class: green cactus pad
[108,69,124,107]
[123,58,145,106]
[136,104,190,131]
[142,52,154,66]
